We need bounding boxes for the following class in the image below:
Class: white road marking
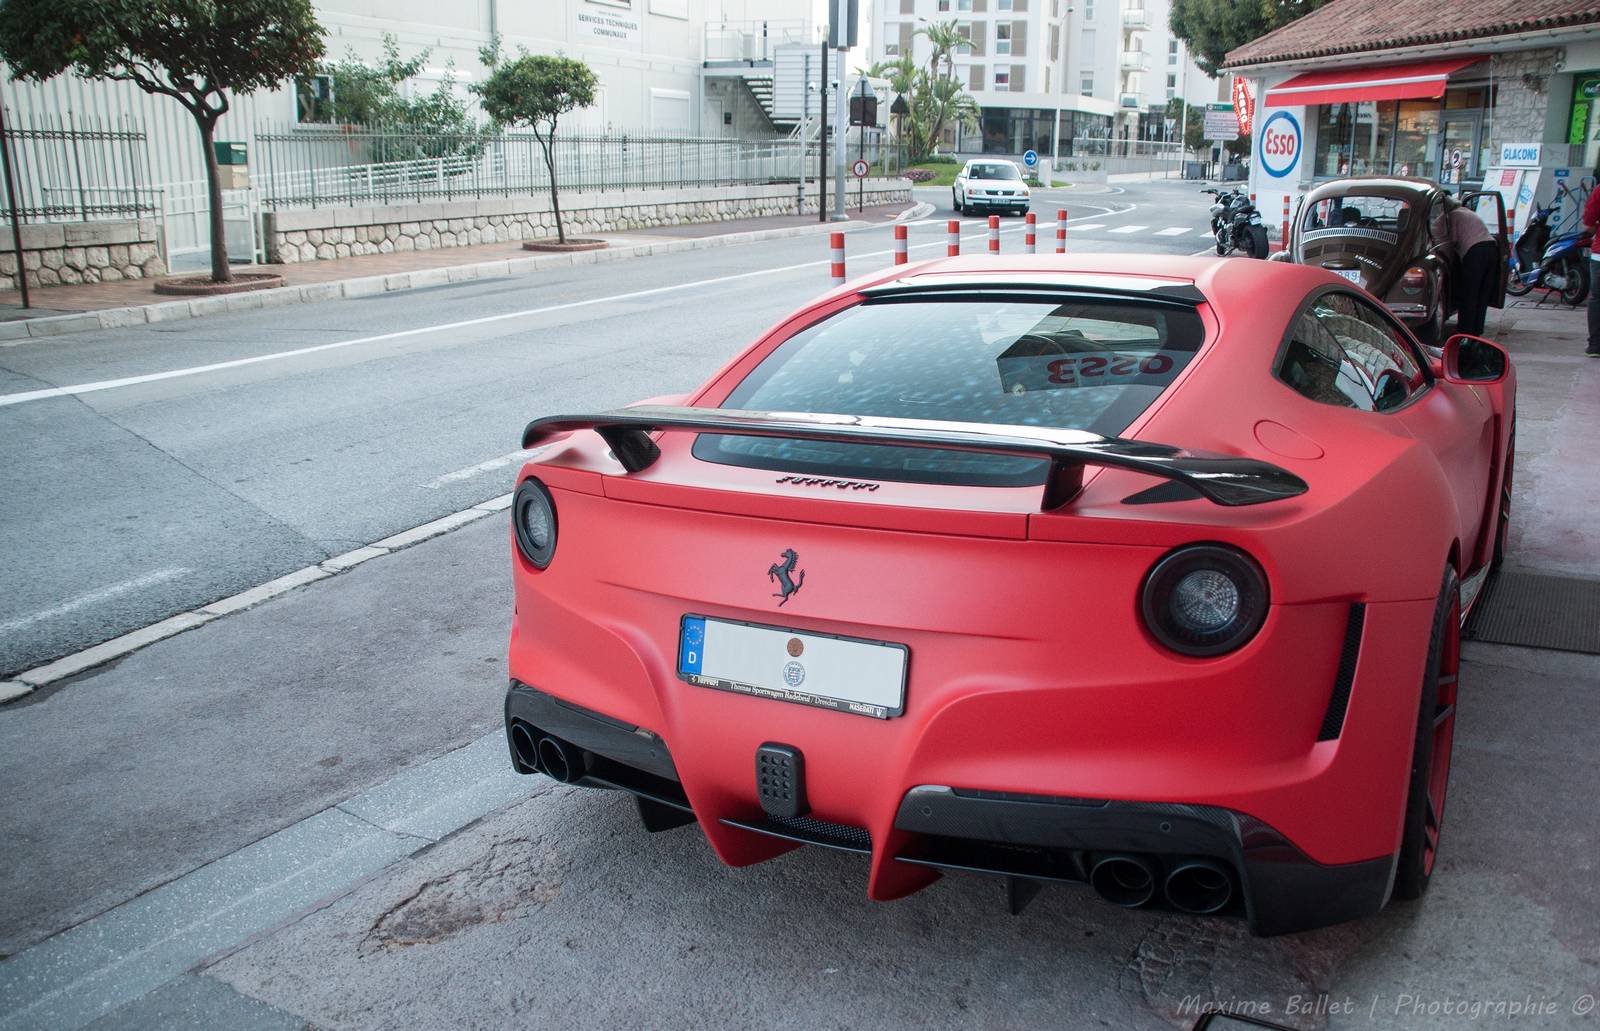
[1107,224,1147,234]
[0,206,1128,411]
[1064,224,1106,232]
[421,448,544,489]
[1154,227,1192,236]
[0,567,189,634]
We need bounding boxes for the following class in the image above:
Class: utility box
[214,141,249,189]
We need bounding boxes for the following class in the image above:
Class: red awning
[1264,58,1481,108]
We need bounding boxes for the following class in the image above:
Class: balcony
[703,19,816,64]
[1119,92,1142,108]
[1119,50,1150,71]
[1121,8,1151,31]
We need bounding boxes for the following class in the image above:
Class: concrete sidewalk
[0,202,913,341]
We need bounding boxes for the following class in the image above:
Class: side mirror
[1442,333,1509,384]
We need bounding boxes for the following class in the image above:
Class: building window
[1168,40,1178,65]
[998,0,1013,9]
[938,0,951,8]
[1084,0,1094,17]
[996,23,1012,55]
[957,0,972,10]
[1080,71,1093,97]
[1166,73,1175,89]
[295,74,336,124]
[994,69,1010,90]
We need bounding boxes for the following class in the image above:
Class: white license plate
[677,615,908,719]
[1330,267,1363,285]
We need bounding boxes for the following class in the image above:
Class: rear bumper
[505,680,1394,935]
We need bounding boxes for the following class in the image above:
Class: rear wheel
[1414,300,1445,347]
[1393,565,1461,901]
[1244,225,1269,259]
[1493,422,1515,568]
[1559,256,1589,305]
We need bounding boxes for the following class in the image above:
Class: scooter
[1201,188,1269,259]
[1507,183,1591,306]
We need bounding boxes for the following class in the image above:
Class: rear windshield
[1303,195,1412,235]
[968,163,1021,181]
[693,296,1206,486]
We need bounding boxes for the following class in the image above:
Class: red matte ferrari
[504,254,1515,935]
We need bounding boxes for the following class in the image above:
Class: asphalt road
[0,179,1217,677]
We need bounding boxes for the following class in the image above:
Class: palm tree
[915,20,971,82]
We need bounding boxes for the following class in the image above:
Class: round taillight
[512,478,557,569]
[1140,545,1269,657]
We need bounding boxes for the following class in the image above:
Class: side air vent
[1316,604,1366,741]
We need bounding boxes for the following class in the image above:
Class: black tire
[1393,565,1460,901]
[1245,225,1269,259]
[1414,301,1444,347]
[1214,235,1227,256]
[1492,421,1515,569]
[1560,256,1589,305]
[1506,265,1535,297]
[952,188,963,214]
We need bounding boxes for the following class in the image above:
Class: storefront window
[1570,74,1600,171]
[1391,100,1440,179]
[1315,103,1357,176]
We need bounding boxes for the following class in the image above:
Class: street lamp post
[1049,4,1074,189]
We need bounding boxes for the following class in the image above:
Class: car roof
[1305,177,1440,201]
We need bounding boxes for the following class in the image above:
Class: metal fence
[0,113,156,222]
[255,128,808,209]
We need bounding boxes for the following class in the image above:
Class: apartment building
[870,0,1217,154]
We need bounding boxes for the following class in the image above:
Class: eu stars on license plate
[677,615,908,719]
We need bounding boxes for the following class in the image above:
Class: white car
[952,159,1031,216]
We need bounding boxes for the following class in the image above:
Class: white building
[1,1,814,191]
[868,0,1216,155]
[0,0,817,262]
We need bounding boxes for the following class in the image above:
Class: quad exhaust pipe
[1087,853,1236,914]
[1163,858,1235,915]
[1089,853,1159,908]
[508,721,587,784]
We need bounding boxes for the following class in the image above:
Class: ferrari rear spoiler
[521,405,1308,510]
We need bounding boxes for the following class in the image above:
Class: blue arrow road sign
[1023,149,1038,167]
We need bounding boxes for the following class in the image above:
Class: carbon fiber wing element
[521,405,1308,509]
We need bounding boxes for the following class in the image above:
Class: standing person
[1584,169,1600,357]
[1433,197,1499,338]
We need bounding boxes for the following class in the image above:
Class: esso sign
[1260,111,1301,179]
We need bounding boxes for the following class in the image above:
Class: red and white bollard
[947,219,960,257]
[829,232,845,285]
[1024,212,1036,254]
[1056,209,1067,253]
[988,215,1000,254]
[893,223,908,265]
[1281,195,1291,252]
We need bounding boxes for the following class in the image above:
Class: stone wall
[2,219,165,288]
[263,181,912,264]
[1485,49,1565,159]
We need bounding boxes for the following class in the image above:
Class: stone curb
[3,493,516,701]
[0,211,905,346]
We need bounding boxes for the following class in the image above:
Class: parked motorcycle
[1201,187,1269,259]
[1507,183,1592,306]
